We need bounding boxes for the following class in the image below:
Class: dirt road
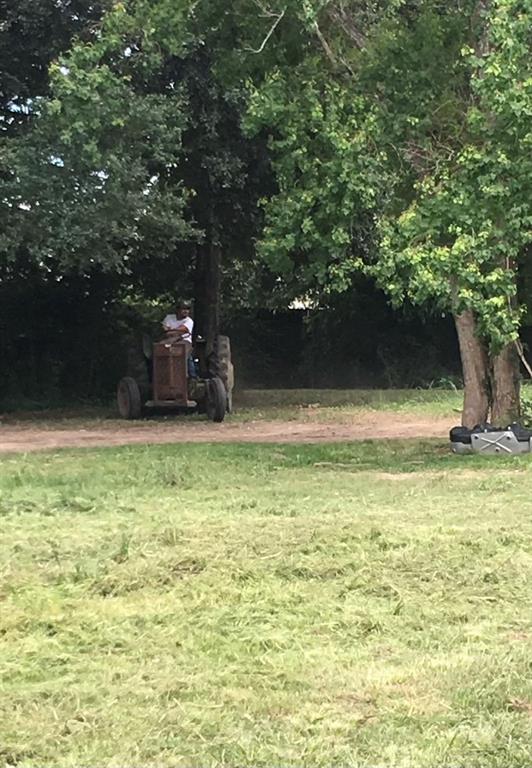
[0,412,455,453]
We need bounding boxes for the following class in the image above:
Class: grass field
[1,438,532,767]
[0,387,464,429]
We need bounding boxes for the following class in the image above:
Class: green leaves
[245,0,531,349]
[1,0,530,334]
[246,70,385,294]
[0,1,197,274]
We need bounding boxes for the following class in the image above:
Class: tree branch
[313,21,337,66]
[515,339,532,378]
[327,7,366,50]
[246,9,285,54]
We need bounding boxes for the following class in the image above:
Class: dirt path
[0,412,455,453]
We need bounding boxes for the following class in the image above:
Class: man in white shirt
[162,302,194,344]
[162,301,196,376]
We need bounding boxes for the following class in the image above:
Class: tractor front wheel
[206,377,226,423]
[117,376,142,419]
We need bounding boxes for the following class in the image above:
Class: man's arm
[165,323,190,338]
[162,315,174,332]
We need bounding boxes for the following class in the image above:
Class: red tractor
[117,334,233,422]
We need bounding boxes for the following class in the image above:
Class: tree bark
[454,310,490,428]
[194,240,221,357]
[490,343,520,426]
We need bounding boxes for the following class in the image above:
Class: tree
[0,0,117,399]
[1,0,273,359]
[374,0,531,426]
[243,0,531,426]
[0,0,109,133]
[2,0,529,407]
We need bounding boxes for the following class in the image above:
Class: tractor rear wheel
[206,377,226,423]
[117,376,142,419]
[214,335,234,413]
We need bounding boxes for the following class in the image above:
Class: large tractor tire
[117,376,142,419]
[206,376,227,423]
[215,335,234,413]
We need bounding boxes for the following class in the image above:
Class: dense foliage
[244,0,531,351]
[0,0,530,408]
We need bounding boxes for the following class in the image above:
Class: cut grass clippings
[1,439,531,767]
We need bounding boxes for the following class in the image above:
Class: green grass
[233,390,463,423]
[0,387,464,428]
[236,387,463,411]
[1,440,531,767]
[2,382,532,426]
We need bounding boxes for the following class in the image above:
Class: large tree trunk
[194,240,221,357]
[490,343,520,426]
[454,310,490,428]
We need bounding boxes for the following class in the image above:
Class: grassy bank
[1,441,531,766]
[3,383,532,426]
[0,387,463,428]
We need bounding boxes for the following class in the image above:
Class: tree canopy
[0,0,530,420]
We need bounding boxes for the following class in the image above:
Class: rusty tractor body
[117,336,232,422]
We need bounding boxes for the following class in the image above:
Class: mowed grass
[0,387,464,429]
[1,440,531,767]
[232,389,464,424]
